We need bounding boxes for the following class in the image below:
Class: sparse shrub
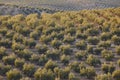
[59,67,70,79]
[12,42,25,51]
[63,34,75,44]
[0,28,7,36]
[34,68,55,80]
[46,49,60,60]
[40,35,52,44]
[86,28,99,36]
[112,35,120,45]
[100,32,112,41]
[30,31,39,40]
[6,31,15,39]
[0,39,12,48]
[45,60,57,71]
[0,63,11,75]
[75,51,87,60]
[95,73,112,80]
[60,45,72,55]
[20,77,32,80]
[117,59,120,67]
[112,70,120,80]
[23,63,35,77]
[112,28,120,36]
[80,67,96,79]
[86,54,101,66]
[87,45,94,53]
[6,69,22,80]
[101,62,115,74]
[93,47,103,55]
[0,47,6,59]
[69,61,80,73]
[101,50,114,61]
[87,36,99,45]
[76,31,87,39]
[69,72,76,80]
[2,54,16,65]
[23,38,36,48]
[38,54,48,66]
[14,58,25,69]
[18,49,32,60]
[35,44,48,54]
[116,46,120,55]
[30,54,40,63]
[76,40,87,50]
[98,41,111,49]
[60,55,70,65]
[51,38,62,48]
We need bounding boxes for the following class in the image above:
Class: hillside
[0,4,56,15]
[0,7,120,80]
[0,0,120,11]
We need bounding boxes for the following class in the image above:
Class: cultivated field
[0,0,120,11]
[0,7,120,80]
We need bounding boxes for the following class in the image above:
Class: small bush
[101,50,114,61]
[14,58,25,69]
[60,55,70,65]
[112,70,120,80]
[101,62,115,74]
[112,35,120,45]
[0,47,6,59]
[75,51,87,60]
[100,32,112,41]
[95,73,112,80]
[2,54,16,65]
[35,44,48,54]
[38,54,48,66]
[86,54,101,66]
[76,41,87,50]
[98,41,111,49]
[6,69,22,80]
[45,60,57,71]
[34,68,55,80]
[51,39,62,48]
[60,45,72,55]
[23,63,35,77]
[116,46,120,55]
[87,36,99,45]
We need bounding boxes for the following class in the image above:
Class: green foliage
[60,55,70,65]
[14,58,25,69]
[116,46,120,55]
[101,50,114,61]
[60,45,72,55]
[112,70,120,80]
[35,44,48,54]
[0,47,6,59]
[23,63,35,77]
[86,54,101,66]
[101,62,115,74]
[87,36,99,45]
[80,67,96,79]
[95,73,112,80]
[6,69,22,80]
[0,63,12,75]
[34,68,55,80]
[76,40,87,50]
[45,60,57,71]
[112,35,120,45]
[2,54,16,65]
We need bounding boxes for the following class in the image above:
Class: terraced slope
[0,0,120,10]
[0,8,120,80]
